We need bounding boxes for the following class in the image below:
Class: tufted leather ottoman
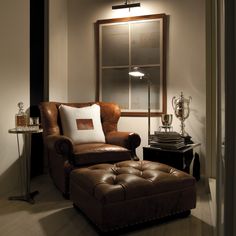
[70,160,196,232]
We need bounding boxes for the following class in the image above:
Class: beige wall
[49,0,68,102]
[0,0,207,195]
[0,0,29,195]
[67,0,206,175]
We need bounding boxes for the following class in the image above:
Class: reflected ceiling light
[112,0,141,10]
[128,67,145,77]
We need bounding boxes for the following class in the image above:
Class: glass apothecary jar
[15,102,28,129]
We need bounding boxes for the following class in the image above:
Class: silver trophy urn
[172,92,192,142]
[161,114,173,127]
[159,114,173,132]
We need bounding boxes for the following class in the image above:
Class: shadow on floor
[0,173,214,236]
[39,206,214,236]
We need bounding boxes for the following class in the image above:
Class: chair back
[39,101,121,139]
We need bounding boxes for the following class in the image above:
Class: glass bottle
[15,102,28,129]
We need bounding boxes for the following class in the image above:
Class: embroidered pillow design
[76,119,94,130]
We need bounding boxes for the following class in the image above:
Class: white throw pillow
[59,104,105,144]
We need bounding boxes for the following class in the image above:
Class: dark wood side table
[8,127,43,204]
[143,143,201,179]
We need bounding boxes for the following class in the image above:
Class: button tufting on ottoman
[70,160,196,232]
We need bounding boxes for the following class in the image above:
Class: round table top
[8,127,43,134]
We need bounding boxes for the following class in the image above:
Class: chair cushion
[72,143,131,166]
[59,104,105,144]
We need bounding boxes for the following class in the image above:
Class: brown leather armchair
[39,101,141,196]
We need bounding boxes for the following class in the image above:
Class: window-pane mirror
[96,14,167,116]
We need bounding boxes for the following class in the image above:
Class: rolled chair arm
[106,131,141,160]
[46,134,74,157]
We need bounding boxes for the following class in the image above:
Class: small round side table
[8,127,43,204]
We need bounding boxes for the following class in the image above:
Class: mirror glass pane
[102,68,129,109]
[102,24,129,66]
[131,67,161,111]
[131,21,161,65]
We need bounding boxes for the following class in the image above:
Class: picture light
[112,1,141,10]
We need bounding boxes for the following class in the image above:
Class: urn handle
[172,96,176,110]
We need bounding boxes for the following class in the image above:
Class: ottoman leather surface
[70,160,196,231]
